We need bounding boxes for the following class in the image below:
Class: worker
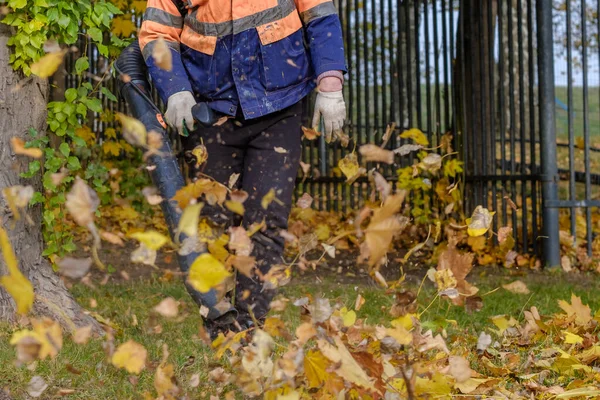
[139,0,347,336]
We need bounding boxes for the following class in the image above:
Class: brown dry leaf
[152,37,173,71]
[66,177,100,244]
[153,297,179,318]
[56,257,92,279]
[497,226,512,244]
[213,115,230,126]
[10,137,43,158]
[419,153,443,172]
[354,294,366,311]
[372,171,390,201]
[302,126,320,140]
[230,189,248,203]
[317,335,378,392]
[229,226,253,256]
[296,193,313,209]
[299,161,310,176]
[130,243,157,266]
[3,185,34,221]
[189,373,200,388]
[100,231,125,246]
[10,318,63,362]
[295,322,317,345]
[116,112,147,147]
[364,193,407,267]
[437,247,476,305]
[306,298,333,323]
[50,168,68,186]
[155,362,179,397]
[561,255,572,272]
[502,280,530,295]
[394,143,423,156]
[112,340,147,374]
[359,144,395,164]
[72,325,93,345]
[449,356,473,383]
[228,173,240,189]
[27,376,48,398]
[229,255,256,277]
[141,187,163,206]
[173,179,228,208]
[466,206,496,237]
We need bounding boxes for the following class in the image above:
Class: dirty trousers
[181,102,303,321]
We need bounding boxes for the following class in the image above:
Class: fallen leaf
[27,376,48,398]
[476,331,492,352]
[153,297,179,318]
[72,325,93,345]
[101,231,125,246]
[191,144,208,167]
[558,294,592,326]
[112,340,147,374]
[189,373,200,388]
[449,356,472,383]
[155,362,179,397]
[502,280,530,295]
[296,193,313,209]
[10,137,42,158]
[322,243,335,258]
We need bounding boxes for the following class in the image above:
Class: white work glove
[165,91,196,135]
[312,90,346,143]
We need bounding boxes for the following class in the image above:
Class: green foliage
[2,0,148,259]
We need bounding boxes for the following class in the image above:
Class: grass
[1,269,599,398]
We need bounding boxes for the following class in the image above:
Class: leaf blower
[114,40,236,322]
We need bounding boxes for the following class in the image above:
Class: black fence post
[536,0,561,268]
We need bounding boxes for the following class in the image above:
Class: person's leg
[234,102,304,323]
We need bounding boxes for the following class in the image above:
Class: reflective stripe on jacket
[139,0,346,119]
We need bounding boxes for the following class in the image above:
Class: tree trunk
[0,23,99,332]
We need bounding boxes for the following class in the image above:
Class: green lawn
[1,269,599,398]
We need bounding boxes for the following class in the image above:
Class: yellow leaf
[155,362,178,397]
[102,141,122,156]
[10,137,42,158]
[386,324,413,345]
[10,318,62,361]
[176,203,203,238]
[262,189,277,209]
[415,373,452,397]
[112,340,147,374]
[338,153,360,181]
[129,231,169,251]
[558,294,592,326]
[563,331,583,344]
[317,335,377,392]
[116,112,147,147]
[188,253,231,293]
[466,206,496,237]
[340,307,356,327]
[225,200,245,216]
[112,15,137,37]
[302,126,320,140]
[0,226,34,314]
[173,179,228,209]
[399,128,429,146]
[491,315,510,334]
[76,126,96,144]
[152,37,173,71]
[304,350,330,389]
[191,144,208,167]
[31,50,67,78]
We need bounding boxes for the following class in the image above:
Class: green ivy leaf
[87,27,102,42]
[59,142,70,157]
[75,56,89,75]
[65,88,78,103]
[8,0,27,10]
[67,156,81,170]
[30,191,44,205]
[101,87,117,102]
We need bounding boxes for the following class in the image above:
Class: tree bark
[0,22,99,332]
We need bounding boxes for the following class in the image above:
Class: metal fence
[61,0,599,266]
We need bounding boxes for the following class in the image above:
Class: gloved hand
[165,91,196,135]
[312,90,346,143]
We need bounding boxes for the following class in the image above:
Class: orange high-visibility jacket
[139,0,346,119]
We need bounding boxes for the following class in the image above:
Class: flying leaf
[72,325,93,345]
[449,356,473,383]
[338,153,360,181]
[65,177,100,244]
[112,340,147,374]
[10,318,62,362]
[274,146,288,154]
[359,144,394,164]
[176,203,203,238]
[27,376,48,398]
[302,126,320,140]
[466,206,496,237]
[394,143,423,156]
[10,137,42,158]
[0,226,34,315]
[153,297,179,318]
[56,257,92,279]
[419,153,443,172]
[322,243,335,258]
[130,243,157,266]
[152,37,173,71]
[2,185,34,221]
[228,255,256,278]
[191,144,208,167]
[399,128,429,146]
[116,112,147,147]
[173,179,228,208]
[225,200,245,216]
[129,231,169,251]
[261,188,277,209]
[188,253,231,293]
[31,49,67,78]
[340,307,356,327]
[229,226,253,256]
[364,193,408,267]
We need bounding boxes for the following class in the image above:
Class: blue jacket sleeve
[300,7,347,76]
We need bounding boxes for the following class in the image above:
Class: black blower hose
[114,40,236,322]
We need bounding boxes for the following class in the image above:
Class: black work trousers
[181,101,303,322]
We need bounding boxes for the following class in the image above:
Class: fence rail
[60,0,599,265]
